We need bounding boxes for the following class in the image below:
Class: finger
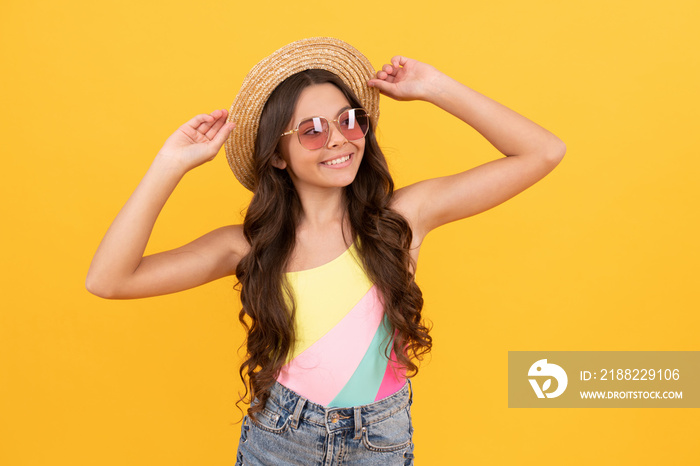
[198,108,228,135]
[195,109,224,135]
[184,113,214,130]
[205,109,228,140]
[375,70,388,80]
[373,72,396,84]
[382,64,394,75]
[210,122,236,149]
[367,78,394,94]
[392,55,409,68]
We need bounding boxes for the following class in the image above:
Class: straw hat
[224,37,380,191]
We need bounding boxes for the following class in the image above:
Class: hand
[368,56,441,102]
[157,109,235,173]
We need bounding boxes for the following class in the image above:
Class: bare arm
[86,110,244,299]
[369,57,566,243]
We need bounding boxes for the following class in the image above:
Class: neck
[295,185,347,230]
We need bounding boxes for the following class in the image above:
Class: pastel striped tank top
[277,242,406,407]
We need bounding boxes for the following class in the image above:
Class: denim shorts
[235,379,415,465]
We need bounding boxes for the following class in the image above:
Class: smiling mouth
[321,154,351,166]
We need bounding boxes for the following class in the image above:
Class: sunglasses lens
[339,109,369,140]
[294,109,370,149]
[298,117,329,150]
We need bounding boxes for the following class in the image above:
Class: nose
[326,120,348,148]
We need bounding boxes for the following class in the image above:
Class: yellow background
[1,0,698,464]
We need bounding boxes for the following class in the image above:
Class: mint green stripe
[328,316,393,408]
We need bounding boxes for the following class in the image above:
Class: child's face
[276,83,366,194]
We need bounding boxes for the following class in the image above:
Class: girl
[87,37,565,465]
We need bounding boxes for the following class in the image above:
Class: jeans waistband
[263,379,413,438]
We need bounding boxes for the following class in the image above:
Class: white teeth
[323,155,350,166]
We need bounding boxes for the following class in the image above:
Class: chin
[330,169,361,188]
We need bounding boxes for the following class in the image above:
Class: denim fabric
[235,380,415,465]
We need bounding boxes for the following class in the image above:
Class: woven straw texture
[224,37,380,191]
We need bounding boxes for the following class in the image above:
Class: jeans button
[330,412,339,423]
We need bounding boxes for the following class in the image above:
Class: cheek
[281,148,316,174]
[357,140,367,159]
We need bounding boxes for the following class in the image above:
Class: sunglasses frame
[280,108,370,150]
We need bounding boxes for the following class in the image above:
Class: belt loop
[353,407,363,440]
[290,395,307,429]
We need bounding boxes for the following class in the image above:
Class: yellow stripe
[285,243,373,360]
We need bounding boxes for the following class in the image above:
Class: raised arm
[86,110,247,299]
[369,56,566,243]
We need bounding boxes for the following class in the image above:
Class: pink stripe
[374,346,406,401]
[277,286,383,406]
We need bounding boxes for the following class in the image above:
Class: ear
[271,152,287,170]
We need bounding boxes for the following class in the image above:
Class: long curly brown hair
[235,69,432,419]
